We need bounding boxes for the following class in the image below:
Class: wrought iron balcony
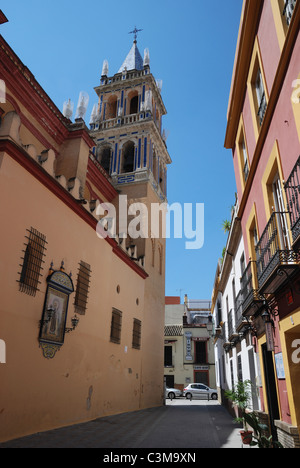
[228,309,239,343]
[255,211,300,293]
[240,260,263,317]
[234,290,251,330]
[283,0,297,26]
[285,156,300,246]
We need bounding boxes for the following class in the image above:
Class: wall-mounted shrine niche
[38,266,74,359]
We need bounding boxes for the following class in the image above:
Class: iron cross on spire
[129,26,143,42]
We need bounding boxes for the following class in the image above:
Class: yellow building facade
[0,18,171,442]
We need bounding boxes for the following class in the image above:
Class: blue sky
[1,0,243,302]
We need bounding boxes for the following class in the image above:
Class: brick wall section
[275,420,300,449]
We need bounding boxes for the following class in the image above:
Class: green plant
[222,219,231,234]
[225,381,284,448]
[225,380,253,432]
[243,412,283,448]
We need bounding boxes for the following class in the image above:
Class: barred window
[18,227,47,296]
[132,319,141,349]
[74,261,91,315]
[110,309,122,344]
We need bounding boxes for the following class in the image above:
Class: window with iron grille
[18,227,47,296]
[132,319,141,349]
[110,309,122,344]
[74,261,91,315]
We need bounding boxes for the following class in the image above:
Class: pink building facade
[225,0,300,448]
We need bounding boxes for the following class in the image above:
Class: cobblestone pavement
[0,399,244,449]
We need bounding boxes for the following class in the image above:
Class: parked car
[183,383,218,400]
[165,387,182,399]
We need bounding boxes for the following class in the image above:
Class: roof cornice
[224,0,262,149]
[0,10,8,24]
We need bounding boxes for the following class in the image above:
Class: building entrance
[285,324,300,429]
[194,370,209,386]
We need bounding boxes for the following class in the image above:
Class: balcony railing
[283,0,297,26]
[240,260,263,316]
[285,156,300,245]
[228,309,240,342]
[235,290,250,331]
[255,211,300,293]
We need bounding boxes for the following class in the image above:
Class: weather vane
[129,26,143,42]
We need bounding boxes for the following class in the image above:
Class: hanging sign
[265,322,275,352]
[185,332,193,361]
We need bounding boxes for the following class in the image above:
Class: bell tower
[90,32,171,263]
[89,30,172,407]
[90,35,171,195]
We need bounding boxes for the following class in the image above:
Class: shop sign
[194,365,209,371]
[185,332,193,361]
[265,322,274,352]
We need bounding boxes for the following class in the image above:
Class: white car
[165,387,182,399]
[183,383,218,400]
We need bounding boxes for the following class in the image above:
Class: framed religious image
[38,268,74,359]
[39,286,69,346]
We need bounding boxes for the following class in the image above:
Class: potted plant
[243,412,283,448]
[225,380,254,445]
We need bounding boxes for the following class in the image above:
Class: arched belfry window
[106,95,118,120]
[96,145,112,174]
[122,141,135,173]
[128,91,139,115]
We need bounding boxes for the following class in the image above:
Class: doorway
[262,343,280,441]
[194,370,209,386]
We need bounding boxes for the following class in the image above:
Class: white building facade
[212,202,262,413]
[165,296,216,392]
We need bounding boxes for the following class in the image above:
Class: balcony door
[272,176,290,251]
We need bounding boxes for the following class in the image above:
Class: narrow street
[0,399,243,449]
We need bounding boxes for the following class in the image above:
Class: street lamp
[39,306,54,328]
[261,309,272,324]
[65,314,80,334]
[206,316,213,334]
[261,305,274,352]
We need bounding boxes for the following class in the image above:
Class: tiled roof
[118,41,144,73]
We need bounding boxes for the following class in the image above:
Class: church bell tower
[89,28,172,267]
[89,29,172,407]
